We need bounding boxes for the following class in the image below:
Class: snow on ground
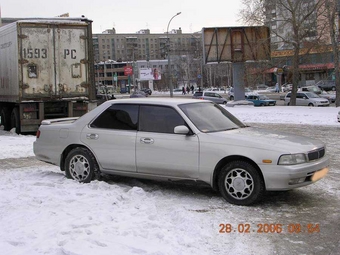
[0,106,339,255]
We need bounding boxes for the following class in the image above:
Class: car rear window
[194,92,203,97]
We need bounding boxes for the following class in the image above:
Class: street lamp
[167,12,181,98]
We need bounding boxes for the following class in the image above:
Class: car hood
[204,127,324,154]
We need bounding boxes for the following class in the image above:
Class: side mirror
[174,125,190,135]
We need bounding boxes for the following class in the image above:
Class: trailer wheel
[11,108,21,134]
[1,108,11,131]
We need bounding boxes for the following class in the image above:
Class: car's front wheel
[65,147,99,183]
[308,103,314,107]
[218,161,264,205]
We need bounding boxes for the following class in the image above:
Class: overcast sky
[1,0,244,34]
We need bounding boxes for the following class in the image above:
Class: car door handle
[86,133,99,140]
[140,138,154,144]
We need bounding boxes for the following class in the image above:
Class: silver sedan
[34,98,330,205]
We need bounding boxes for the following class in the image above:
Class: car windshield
[179,102,246,133]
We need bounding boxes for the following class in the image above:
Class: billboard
[139,68,161,80]
[202,26,270,64]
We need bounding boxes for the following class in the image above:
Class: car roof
[100,98,207,107]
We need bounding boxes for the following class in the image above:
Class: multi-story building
[93,28,202,90]
[263,0,340,86]
[93,27,200,62]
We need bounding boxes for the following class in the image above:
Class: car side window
[296,93,304,99]
[90,104,138,130]
[139,105,185,134]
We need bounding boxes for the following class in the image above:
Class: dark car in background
[141,88,152,95]
[130,90,147,98]
[315,80,336,91]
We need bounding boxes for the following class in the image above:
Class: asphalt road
[1,122,339,254]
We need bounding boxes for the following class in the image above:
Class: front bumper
[261,155,330,191]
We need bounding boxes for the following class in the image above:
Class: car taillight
[36,130,41,138]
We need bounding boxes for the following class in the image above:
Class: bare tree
[324,0,340,107]
[240,0,328,105]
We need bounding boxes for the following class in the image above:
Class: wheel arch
[60,144,99,172]
[212,155,265,191]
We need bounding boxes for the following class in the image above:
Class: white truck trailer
[0,17,97,133]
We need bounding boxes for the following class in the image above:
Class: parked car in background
[256,84,269,90]
[210,87,227,94]
[34,98,330,206]
[284,92,330,107]
[140,88,152,95]
[265,86,276,93]
[192,91,227,104]
[282,84,293,92]
[315,80,336,91]
[130,90,147,98]
[246,94,276,106]
[228,87,253,100]
[319,91,336,103]
[299,85,322,95]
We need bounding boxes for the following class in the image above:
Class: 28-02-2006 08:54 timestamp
[219,223,320,234]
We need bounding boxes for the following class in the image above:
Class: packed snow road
[0,122,339,255]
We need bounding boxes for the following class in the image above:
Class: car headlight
[278,153,307,165]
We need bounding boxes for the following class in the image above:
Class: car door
[297,92,308,106]
[81,104,138,172]
[136,105,199,178]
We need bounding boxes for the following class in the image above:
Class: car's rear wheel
[0,108,11,131]
[65,147,99,183]
[11,108,20,134]
[230,96,234,101]
[218,161,264,205]
[308,103,314,107]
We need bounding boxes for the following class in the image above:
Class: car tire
[65,147,99,183]
[218,161,264,206]
[223,101,227,104]
[0,108,11,131]
[260,103,264,106]
[230,96,234,101]
[308,103,314,107]
[11,108,21,134]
